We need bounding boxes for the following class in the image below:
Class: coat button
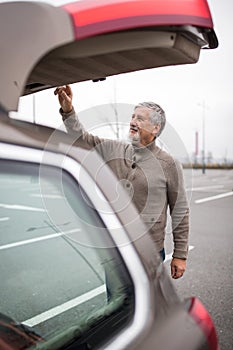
[132,163,136,169]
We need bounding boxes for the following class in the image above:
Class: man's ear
[152,124,161,137]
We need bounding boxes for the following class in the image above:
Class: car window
[0,159,135,349]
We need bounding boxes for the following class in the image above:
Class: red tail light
[189,297,219,350]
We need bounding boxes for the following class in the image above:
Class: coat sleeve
[60,108,121,162]
[166,159,189,259]
[60,107,104,150]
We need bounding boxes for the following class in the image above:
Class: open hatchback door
[0,0,218,112]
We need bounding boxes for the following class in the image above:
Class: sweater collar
[133,140,159,154]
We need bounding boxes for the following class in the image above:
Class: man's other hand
[171,258,186,279]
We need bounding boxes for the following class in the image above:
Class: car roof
[0,0,218,112]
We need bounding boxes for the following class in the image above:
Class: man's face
[129,107,160,147]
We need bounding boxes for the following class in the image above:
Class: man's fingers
[173,268,185,279]
[173,270,183,279]
[171,264,185,279]
[170,258,186,279]
[54,87,63,95]
[65,85,72,95]
[54,86,68,96]
[171,264,176,278]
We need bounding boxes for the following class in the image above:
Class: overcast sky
[5,0,233,161]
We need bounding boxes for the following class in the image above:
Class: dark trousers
[160,248,165,261]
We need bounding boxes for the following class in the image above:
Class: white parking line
[195,191,233,204]
[30,194,64,199]
[0,203,45,212]
[165,245,194,262]
[0,228,81,251]
[186,185,224,192]
[23,285,106,327]
[0,217,9,222]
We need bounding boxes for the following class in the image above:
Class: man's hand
[170,258,186,279]
[54,85,73,113]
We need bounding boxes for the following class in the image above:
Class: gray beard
[128,132,141,146]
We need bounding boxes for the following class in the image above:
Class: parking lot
[165,169,233,350]
[0,174,107,336]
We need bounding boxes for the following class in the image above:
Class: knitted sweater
[61,108,189,259]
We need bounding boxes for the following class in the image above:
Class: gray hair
[135,101,166,137]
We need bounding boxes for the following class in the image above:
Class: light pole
[197,100,206,174]
[194,130,199,166]
[32,94,36,124]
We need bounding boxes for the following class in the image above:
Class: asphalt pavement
[165,169,233,350]
[0,175,107,337]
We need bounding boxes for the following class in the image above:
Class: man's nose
[131,116,138,123]
[130,121,137,128]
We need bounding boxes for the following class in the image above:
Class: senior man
[54,85,189,279]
